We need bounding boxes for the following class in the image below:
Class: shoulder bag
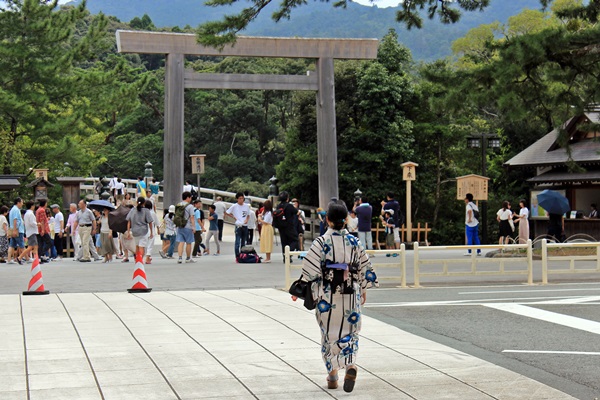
[288,276,316,310]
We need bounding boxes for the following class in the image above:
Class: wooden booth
[504,108,600,240]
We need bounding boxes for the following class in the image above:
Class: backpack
[272,203,290,230]
[173,204,188,228]
[236,246,261,263]
[190,187,198,200]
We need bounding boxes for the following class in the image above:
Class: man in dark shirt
[354,197,373,251]
[276,191,298,261]
[381,192,402,250]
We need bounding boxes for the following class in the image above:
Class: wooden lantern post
[401,162,418,242]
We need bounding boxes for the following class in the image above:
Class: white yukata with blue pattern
[301,228,378,372]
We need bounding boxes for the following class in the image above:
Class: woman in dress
[0,206,9,263]
[99,208,117,262]
[496,201,513,246]
[120,193,135,262]
[295,200,378,393]
[92,209,102,254]
[515,199,530,244]
[126,197,154,258]
[258,199,273,263]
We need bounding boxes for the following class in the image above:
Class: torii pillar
[116,31,378,209]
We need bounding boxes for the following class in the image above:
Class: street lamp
[354,188,362,201]
[466,133,500,244]
[144,161,153,191]
[269,176,279,197]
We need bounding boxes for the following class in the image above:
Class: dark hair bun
[327,200,348,230]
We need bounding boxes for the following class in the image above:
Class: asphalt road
[364,283,600,400]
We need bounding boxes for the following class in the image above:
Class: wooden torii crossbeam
[116,30,378,209]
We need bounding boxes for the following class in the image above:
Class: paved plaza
[1,288,576,400]
[0,225,585,399]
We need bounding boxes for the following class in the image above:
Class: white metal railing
[284,244,407,289]
[414,240,534,287]
[80,178,326,238]
[541,239,600,284]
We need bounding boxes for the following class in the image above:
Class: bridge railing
[79,178,325,238]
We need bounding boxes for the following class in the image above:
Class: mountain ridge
[74,0,542,60]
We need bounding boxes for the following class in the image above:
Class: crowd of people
[5,176,595,265]
[464,193,531,253]
[463,194,599,250]
[1,198,67,264]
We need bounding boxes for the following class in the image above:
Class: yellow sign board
[401,161,418,181]
[190,154,206,174]
[456,174,489,201]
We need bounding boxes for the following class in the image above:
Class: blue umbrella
[88,199,116,212]
[537,190,570,215]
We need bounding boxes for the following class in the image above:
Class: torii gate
[116,30,378,209]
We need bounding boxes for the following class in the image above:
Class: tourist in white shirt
[50,204,64,259]
[515,199,530,244]
[225,192,250,258]
[19,201,38,264]
[213,196,227,241]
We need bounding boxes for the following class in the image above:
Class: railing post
[597,244,600,272]
[400,243,407,288]
[413,241,420,288]
[526,239,533,285]
[542,239,548,285]
[284,245,291,289]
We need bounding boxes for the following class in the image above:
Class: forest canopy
[1,0,598,244]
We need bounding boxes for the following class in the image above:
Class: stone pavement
[1,288,575,400]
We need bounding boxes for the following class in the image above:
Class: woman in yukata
[298,200,378,393]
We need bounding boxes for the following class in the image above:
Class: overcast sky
[353,0,402,7]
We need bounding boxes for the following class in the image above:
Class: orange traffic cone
[127,251,152,293]
[23,255,50,296]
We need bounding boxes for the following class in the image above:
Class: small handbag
[288,276,316,310]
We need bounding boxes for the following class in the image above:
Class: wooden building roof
[504,110,600,168]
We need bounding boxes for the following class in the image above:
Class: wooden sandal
[344,367,357,393]
[327,373,339,389]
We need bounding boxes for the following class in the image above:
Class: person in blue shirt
[353,197,373,251]
[8,197,25,264]
[192,199,206,257]
[204,205,220,255]
[149,178,160,204]
[136,176,147,198]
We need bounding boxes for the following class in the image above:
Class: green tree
[278,30,416,207]
[0,1,148,180]
[449,0,600,138]
[129,13,156,30]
